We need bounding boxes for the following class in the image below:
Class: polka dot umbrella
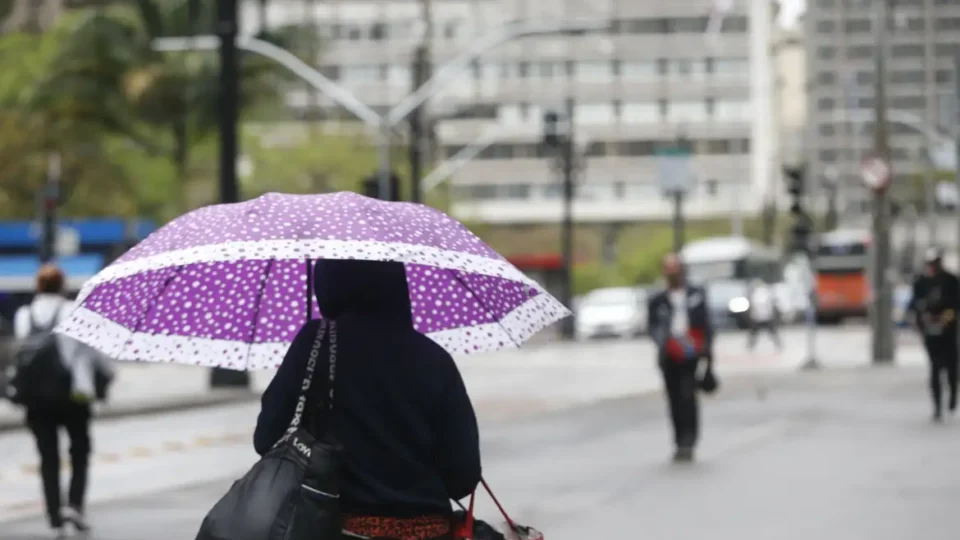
[54,192,570,370]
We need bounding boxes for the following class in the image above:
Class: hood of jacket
[312,258,413,326]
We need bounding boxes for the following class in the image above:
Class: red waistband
[343,514,451,540]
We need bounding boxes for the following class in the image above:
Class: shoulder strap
[27,299,66,334]
[278,319,339,442]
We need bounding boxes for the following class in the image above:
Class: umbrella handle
[306,258,313,323]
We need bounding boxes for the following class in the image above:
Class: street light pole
[559,97,576,340]
[39,152,61,264]
[210,0,250,388]
[870,0,895,364]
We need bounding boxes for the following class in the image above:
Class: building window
[705,140,731,154]
[621,102,661,123]
[817,47,837,59]
[575,103,617,125]
[819,124,837,136]
[574,61,615,83]
[712,99,751,121]
[890,70,925,84]
[844,19,871,33]
[722,16,748,32]
[817,72,837,85]
[665,101,709,122]
[620,18,669,34]
[891,96,926,109]
[891,44,924,58]
[935,17,960,31]
[713,58,748,76]
[618,140,657,156]
[817,20,836,33]
[820,150,838,162]
[517,62,530,78]
[667,17,708,33]
[847,45,873,59]
[817,97,836,111]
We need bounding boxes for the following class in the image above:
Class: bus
[813,229,871,324]
[680,236,783,284]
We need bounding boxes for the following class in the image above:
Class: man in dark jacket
[647,253,715,462]
[908,247,960,421]
[254,259,481,538]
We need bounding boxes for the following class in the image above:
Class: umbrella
[55,192,570,370]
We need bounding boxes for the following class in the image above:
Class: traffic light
[784,165,812,254]
[542,110,569,148]
[790,219,813,254]
[784,165,805,216]
[362,173,402,201]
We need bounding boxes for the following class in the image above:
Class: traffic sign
[860,155,891,191]
[656,146,694,196]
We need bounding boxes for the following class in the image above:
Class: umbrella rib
[441,267,523,349]
[119,265,189,361]
[242,258,277,369]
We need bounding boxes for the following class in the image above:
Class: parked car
[574,287,648,340]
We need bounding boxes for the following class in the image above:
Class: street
[1,354,956,540]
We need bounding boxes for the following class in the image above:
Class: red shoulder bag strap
[453,478,518,539]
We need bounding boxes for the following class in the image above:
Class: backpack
[194,319,342,540]
[5,303,72,406]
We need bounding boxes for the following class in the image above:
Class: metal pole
[421,127,503,192]
[559,97,575,340]
[871,0,895,364]
[377,123,393,200]
[211,0,249,388]
[409,45,428,203]
[672,192,684,252]
[799,252,820,370]
[954,48,960,355]
[39,152,61,263]
[731,181,743,236]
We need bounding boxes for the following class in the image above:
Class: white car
[574,287,648,340]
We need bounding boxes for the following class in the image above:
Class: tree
[30,0,298,213]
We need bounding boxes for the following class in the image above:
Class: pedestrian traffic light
[783,165,806,216]
[790,220,813,254]
[362,173,402,201]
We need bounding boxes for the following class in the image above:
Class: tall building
[245,0,777,224]
[806,0,959,215]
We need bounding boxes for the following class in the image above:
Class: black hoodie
[253,259,482,516]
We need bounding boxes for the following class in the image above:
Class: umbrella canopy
[57,192,569,369]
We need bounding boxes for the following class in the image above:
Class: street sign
[656,146,694,196]
[860,155,890,191]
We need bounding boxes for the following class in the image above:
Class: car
[574,287,648,340]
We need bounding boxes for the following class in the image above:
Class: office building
[806,0,960,214]
[249,0,777,224]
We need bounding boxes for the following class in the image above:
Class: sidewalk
[0,325,927,431]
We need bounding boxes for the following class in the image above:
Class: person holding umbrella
[53,192,571,540]
[254,258,482,540]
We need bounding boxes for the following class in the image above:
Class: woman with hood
[253,259,482,540]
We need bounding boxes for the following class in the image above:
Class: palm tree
[31,0,298,212]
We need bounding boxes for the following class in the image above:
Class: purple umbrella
[55,192,570,370]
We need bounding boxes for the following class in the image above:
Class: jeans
[26,401,92,528]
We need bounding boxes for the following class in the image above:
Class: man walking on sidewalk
[10,265,114,536]
[908,247,959,422]
[647,254,716,462]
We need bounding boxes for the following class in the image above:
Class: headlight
[728,297,750,313]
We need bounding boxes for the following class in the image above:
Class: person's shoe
[673,447,695,463]
[51,526,67,538]
[62,506,90,532]
[933,410,944,423]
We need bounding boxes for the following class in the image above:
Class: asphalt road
[2,364,956,540]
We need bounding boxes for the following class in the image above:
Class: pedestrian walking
[647,253,717,463]
[908,247,959,422]
[8,264,114,537]
[747,279,783,352]
[253,259,482,540]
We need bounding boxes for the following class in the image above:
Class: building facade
[249,0,777,224]
[806,0,960,215]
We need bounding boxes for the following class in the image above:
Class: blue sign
[0,218,157,248]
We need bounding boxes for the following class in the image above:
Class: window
[574,61,614,83]
[818,72,837,85]
[705,140,731,154]
[347,25,363,40]
[818,47,837,59]
[617,140,657,156]
[817,20,836,33]
[820,150,838,162]
[891,96,926,109]
[847,45,873,59]
[536,61,564,79]
[667,17,707,33]
[890,70,925,84]
[713,58,748,76]
[844,19,871,33]
[817,97,836,111]
[621,102,661,123]
[936,18,960,31]
[713,99,751,121]
[621,18,669,34]
[670,59,708,79]
[575,103,617,125]
[666,101,709,122]
[892,44,924,58]
[819,124,837,136]
[722,16,748,33]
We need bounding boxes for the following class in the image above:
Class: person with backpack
[10,264,114,536]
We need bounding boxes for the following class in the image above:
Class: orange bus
[814,229,871,324]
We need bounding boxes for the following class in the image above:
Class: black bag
[698,367,719,394]
[5,304,72,406]
[195,319,342,540]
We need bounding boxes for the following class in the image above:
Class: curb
[0,390,262,434]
